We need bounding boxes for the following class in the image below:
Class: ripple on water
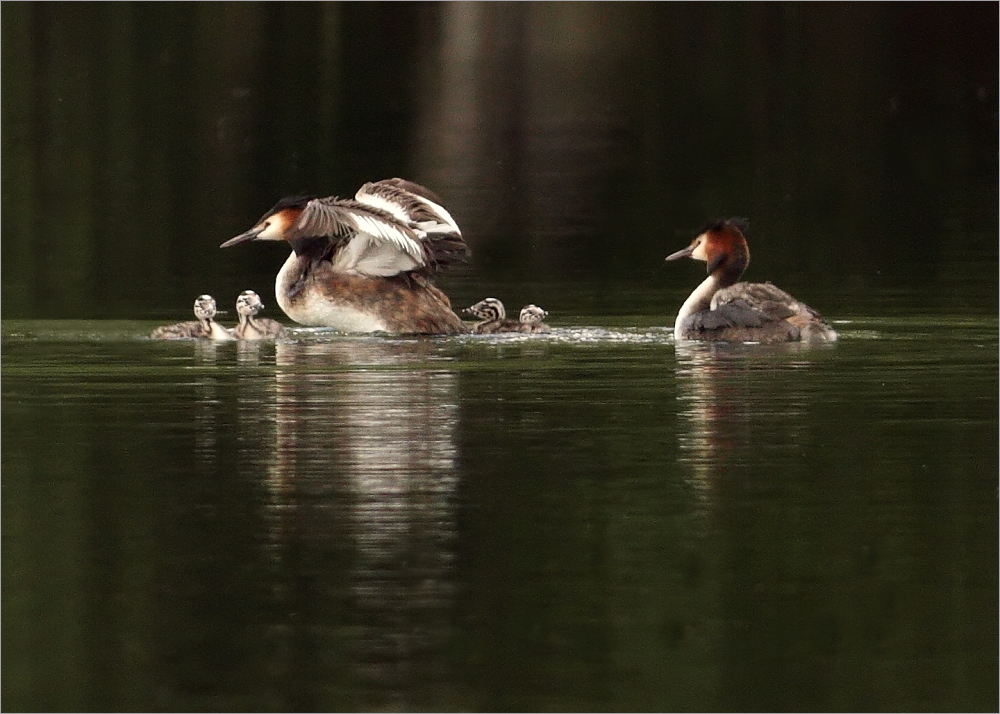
[22,318,998,347]
[452,326,677,345]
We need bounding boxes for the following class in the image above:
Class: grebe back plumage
[151,295,235,341]
[665,219,836,343]
[221,179,470,335]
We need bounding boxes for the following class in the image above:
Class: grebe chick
[221,178,470,335]
[233,290,287,340]
[464,298,519,334]
[518,304,551,333]
[151,295,235,341]
[665,218,837,343]
[465,298,548,334]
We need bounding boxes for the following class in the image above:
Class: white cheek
[691,236,709,261]
[257,221,284,240]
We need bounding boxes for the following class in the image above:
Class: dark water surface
[3,3,998,712]
[3,310,997,712]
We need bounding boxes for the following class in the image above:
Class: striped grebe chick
[465,298,550,334]
[151,295,235,341]
[465,298,519,334]
[665,218,837,343]
[518,304,550,333]
[233,290,287,340]
[221,178,470,335]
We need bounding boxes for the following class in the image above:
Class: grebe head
[464,297,506,321]
[665,218,750,277]
[193,295,218,321]
[235,290,265,317]
[519,305,548,324]
[221,196,316,247]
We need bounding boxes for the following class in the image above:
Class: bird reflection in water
[673,341,840,708]
[673,341,827,503]
[260,337,461,710]
[192,341,225,467]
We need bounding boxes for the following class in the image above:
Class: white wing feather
[331,215,425,277]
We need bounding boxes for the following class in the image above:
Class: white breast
[285,295,390,332]
[208,322,236,341]
[274,252,390,332]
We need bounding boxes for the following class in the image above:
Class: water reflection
[252,338,461,711]
[673,342,827,708]
[673,341,827,500]
[192,342,224,470]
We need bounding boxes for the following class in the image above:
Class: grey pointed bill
[665,245,695,262]
[220,226,265,248]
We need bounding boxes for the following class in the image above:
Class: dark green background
[2,2,997,320]
[2,4,998,712]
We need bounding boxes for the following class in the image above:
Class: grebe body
[465,298,551,334]
[233,290,287,339]
[151,295,235,341]
[666,219,836,343]
[222,178,469,335]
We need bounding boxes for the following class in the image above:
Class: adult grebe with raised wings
[665,219,836,343]
[221,178,469,335]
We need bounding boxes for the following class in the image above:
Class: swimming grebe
[221,178,470,335]
[518,304,551,333]
[151,295,235,341]
[233,290,287,339]
[665,219,837,343]
[464,298,550,334]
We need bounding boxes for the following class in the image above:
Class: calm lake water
[3,305,996,712]
[3,3,997,711]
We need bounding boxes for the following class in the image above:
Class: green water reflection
[3,4,996,710]
[2,316,996,712]
[3,3,997,320]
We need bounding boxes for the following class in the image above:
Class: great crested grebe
[221,178,470,335]
[233,290,287,339]
[665,219,837,343]
[464,298,550,334]
[151,295,235,341]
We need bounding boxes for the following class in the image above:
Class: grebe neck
[675,273,722,338]
[206,317,235,341]
[674,259,745,339]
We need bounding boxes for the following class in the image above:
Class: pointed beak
[220,226,264,248]
[665,245,694,262]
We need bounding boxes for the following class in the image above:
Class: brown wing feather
[284,188,468,278]
[712,281,826,322]
[290,199,418,243]
[371,177,447,206]
[357,180,455,228]
[286,198,428,272]
[356,180,470,272]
